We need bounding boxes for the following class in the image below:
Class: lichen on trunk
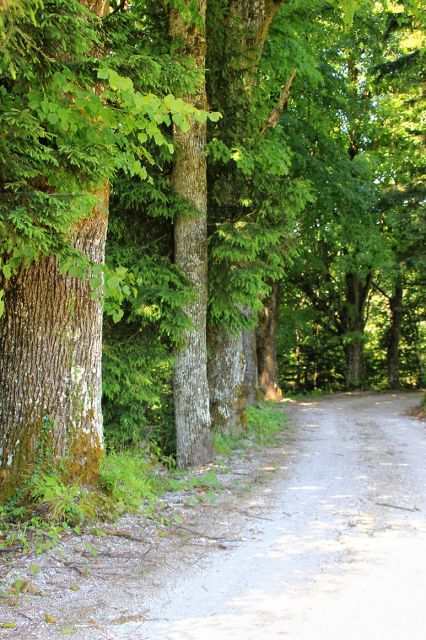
[0,188,109,501]
[344,340,365,390]
[170,1,213,468]
[208,325,247,435]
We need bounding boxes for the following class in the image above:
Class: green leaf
[208,111,221,122]
[97,68,109,80]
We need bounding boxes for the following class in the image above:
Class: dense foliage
[0,0,424,474]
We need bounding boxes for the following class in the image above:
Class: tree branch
[260,68,297,135]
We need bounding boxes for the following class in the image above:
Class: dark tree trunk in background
[387,278,403,389]
[256,283,283,401]
[0,0,110,502]
[340,271,371,390]
[170,1,213,468]
[344,340,364,389]
[208,327,247,434]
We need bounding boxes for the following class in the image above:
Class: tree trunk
[208,327,247,434]
[256,283,282,401]
[387,279,403,389]
[242,328,259,405]
[0,0,110,502]
[344,339,364,389]
[206,0,284,420]
[170,2,213,468]
[339,271,371,390]
[0,189,109,501]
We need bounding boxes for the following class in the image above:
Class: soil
[1,391,425,639]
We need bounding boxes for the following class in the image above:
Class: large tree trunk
[339,271,371,390]
[242,328,259,405]
[170,2,213,468]
[208,327,247,434]
[256,282,282,401]
[344,339,364,389]
[0,0,109,502]
[387,279,403,389]
[0,189,109,501]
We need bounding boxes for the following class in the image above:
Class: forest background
[0,0,424,513]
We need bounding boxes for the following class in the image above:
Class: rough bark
[340,271,371,390]
[0,189,109,501]
[242,328,259,405]
[0,0,110,502]
[208,327,247,434]
[170,2,213,468]
[387,279,403,389]
[256,283,282,401]
[344,340,364,390]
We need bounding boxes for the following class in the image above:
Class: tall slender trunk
[170,2,212,468]
[0,1,110,502]
[208,327,247,434]
[387,279,403,389]
[242,327,259,405]
[256,282,282,401]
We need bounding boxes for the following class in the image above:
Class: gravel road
[2,392,425,639]
[141,392,426,640]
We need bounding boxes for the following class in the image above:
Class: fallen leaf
[44,612,57,624]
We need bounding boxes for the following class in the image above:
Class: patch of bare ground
[0,411,295,639]
[406,403,426,422]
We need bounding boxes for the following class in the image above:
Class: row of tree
[0,0,424,501]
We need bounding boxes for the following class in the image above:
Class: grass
[213,402,288,455]
[282,388,332,401]
[0,402,289,554]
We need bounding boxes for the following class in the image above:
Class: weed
[245,404,288,445]
[29,564,41,577]
[0,405,289,558]
[29,473,86,525]
[98,450,169,516]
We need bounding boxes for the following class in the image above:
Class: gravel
[1,391,425,640]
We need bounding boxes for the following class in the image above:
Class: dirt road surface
[2,392,425,639]
[140,392,426,640]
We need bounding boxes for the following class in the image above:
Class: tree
[0,0,111,500]
[256,283,283,400]
[170,1,213,467]
[206,0,288,428]
[275,0,425,393]
[0,0,201,497]
[372,2,426,388]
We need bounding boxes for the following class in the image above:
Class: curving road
[141,392,426,640]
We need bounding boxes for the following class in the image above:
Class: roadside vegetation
[0,405,288,555]
[0,1,424,531]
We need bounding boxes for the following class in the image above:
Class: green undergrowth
[0,404,288,555]
[282,388,332,401]
[213,402,288,456]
